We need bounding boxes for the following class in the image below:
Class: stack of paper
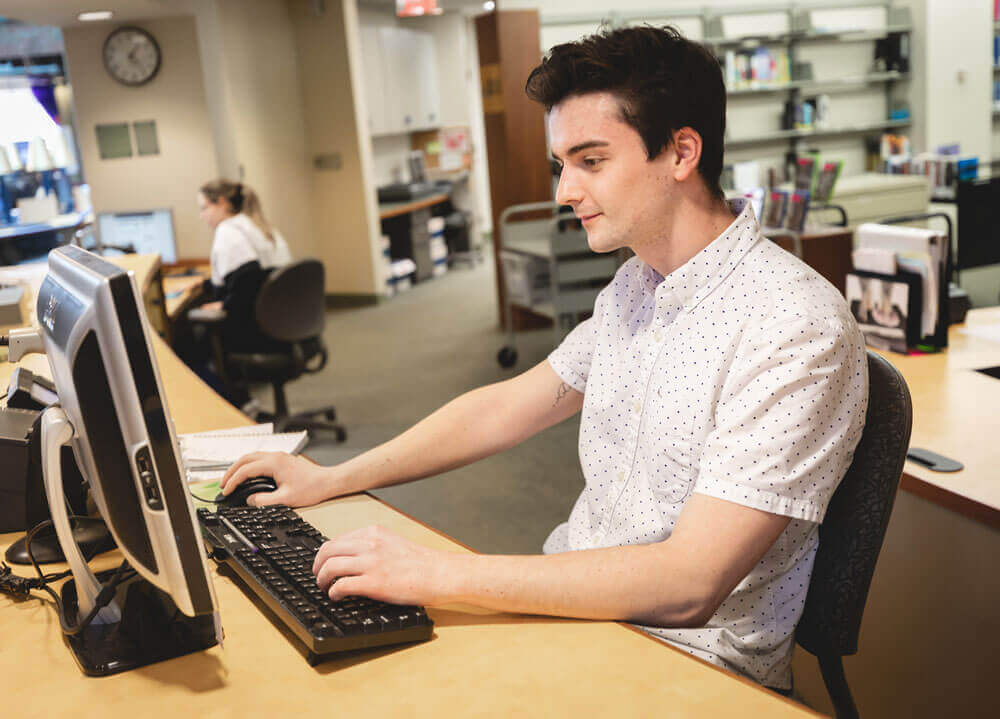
[856,223,946,339]
[179,423,309,484]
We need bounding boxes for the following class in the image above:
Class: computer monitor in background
[956,176,1000,271]
[96,209,177,262]
[34,245,219,675]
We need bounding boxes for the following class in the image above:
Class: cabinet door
[378,26,418,133]
[360,24,387,135]
[413,32,441,130]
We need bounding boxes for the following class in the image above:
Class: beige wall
[62,16,219,259]
[288,0,381,296]
[194,0,316,261]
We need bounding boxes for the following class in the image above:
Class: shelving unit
[726,70,906,96]
[541,1,913,175]
[705,22,912,48]
[706,2,912,168]
[726,118,911,148]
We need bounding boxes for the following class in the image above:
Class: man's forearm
[330,382,544,495]
[441,543,718,629]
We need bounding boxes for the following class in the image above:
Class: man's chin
[585,230,620,254]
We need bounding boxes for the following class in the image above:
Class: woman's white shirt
[210,213,292,286]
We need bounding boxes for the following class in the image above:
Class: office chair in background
[191,259,347,442]
[795,351,912,719]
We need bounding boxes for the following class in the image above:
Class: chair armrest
[187,306,228,323]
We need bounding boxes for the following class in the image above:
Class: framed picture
[846,270,922,353]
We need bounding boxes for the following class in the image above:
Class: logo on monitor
[42,294,59,332]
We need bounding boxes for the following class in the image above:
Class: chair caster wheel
[325,409,337,421]
[335,427,347,442]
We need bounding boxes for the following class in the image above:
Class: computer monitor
[34,245,219,674]
[96,209,177,262]
[956,176,1000,271]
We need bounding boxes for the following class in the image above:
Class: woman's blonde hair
[199,178,274,241]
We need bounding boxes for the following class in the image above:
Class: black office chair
[206,259,346,441]
[794,351,912,719]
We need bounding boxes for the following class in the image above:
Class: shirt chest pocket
[647,434,699,505]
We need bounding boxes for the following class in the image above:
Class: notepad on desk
[178,423,309,483]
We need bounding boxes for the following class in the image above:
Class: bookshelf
[540,1,913,179]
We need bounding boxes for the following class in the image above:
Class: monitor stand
[4,517,116,565]
[59,568,219,677]
[40,407,218,676]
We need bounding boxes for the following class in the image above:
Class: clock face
[103,27,161,86]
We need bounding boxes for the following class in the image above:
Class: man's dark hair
[525,25,726,200]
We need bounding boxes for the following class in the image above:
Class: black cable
[59,559,134,637]
[189,488,226,505]
[2,518,136,637]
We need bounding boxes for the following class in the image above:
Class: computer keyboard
[197,505,433,662]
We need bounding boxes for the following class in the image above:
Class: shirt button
[633,402,642,413]
[617,471,625,481]
[654,330,663,342]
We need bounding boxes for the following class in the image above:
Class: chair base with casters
[227,343,347,442]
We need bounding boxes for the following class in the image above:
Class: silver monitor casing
[36,246,217,618]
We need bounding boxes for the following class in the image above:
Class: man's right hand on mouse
[220,452,335,507]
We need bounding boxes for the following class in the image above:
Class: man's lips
[579,212,602,224]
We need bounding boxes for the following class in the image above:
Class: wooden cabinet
[362,25,441,137]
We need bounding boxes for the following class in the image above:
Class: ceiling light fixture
[78,11,113,22]
[483,1,496,10]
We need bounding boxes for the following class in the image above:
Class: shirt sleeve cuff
[547,353,587,394]
[693,473,824,523]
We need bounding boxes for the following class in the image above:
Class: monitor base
[61,568,219,677]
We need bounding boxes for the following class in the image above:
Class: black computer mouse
[215,477,278,507]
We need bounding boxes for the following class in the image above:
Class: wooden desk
[1,256,812,716]
[0,211,92,242]
[377,192,449,221]
[771,226,854,295]
[162,266,209,320]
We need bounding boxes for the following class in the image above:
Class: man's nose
[555,168,583,207]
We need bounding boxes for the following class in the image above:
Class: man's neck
[635,192,736,278]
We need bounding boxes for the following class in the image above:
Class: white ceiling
[1,0,488,28]
[0,0,197,28]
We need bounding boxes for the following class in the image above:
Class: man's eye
[550,160,563,177]
[583,157,603,168]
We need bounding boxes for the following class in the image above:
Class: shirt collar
[635,198,760,311]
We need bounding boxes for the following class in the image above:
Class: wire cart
[496,201,623,368]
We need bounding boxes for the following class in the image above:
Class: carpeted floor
[255,254,584,555]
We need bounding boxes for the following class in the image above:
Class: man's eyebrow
[550,140,610,162]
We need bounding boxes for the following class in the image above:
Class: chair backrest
[254,259,326,343]
[796,351,913,658]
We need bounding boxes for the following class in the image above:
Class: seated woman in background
[180,179,292,406]
[198,178,291,316]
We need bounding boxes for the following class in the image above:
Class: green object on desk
[190,480,222,508]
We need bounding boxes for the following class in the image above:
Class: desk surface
[0,211,92,241]
[878,306,1000,527]
[378,192,449,220]
[162,266,209,319]
[0,255,812,716]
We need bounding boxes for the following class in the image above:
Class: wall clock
[103,26,161,86]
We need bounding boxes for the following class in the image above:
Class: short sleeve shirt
[545,200,868,689]
[210,213,292,287]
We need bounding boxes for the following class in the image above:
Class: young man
[220,26,868,689]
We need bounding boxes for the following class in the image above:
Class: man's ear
[671,127,703,182]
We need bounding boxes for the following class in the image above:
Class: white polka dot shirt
[544,200,869,689]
